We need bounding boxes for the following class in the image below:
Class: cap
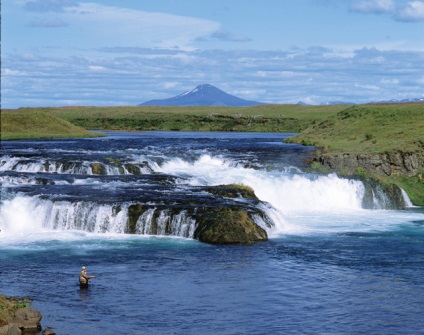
[82,266,86,270]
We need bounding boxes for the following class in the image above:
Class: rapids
[0,131,417,239]
[1,131,424,334]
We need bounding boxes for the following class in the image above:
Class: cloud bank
[3,46,423,108]
[350,0,424,21]
[3,0,423,108]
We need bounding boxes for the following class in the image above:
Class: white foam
[153,154,424,235]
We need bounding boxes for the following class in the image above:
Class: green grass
[285,103,424,205]
[286,103,424,154]
[1,110,105,140]
[22,104,347,133]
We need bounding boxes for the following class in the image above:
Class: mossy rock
[205,184,257,199]
[362,180,405,209]
[124,164,141,175]
[127,204,144,233]
[194,206,268,244]
[0,294,32,327]
[90,163,106,175]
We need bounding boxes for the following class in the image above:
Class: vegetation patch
[11,104,347,133]
[1,110,105,140]
[205,184,257,199]
[0,294,31,327]
[393,173,424,206]
[286,103,424,154]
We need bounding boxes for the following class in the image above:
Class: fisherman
[79,266,95,288]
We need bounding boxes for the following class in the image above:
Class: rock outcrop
[193,206,268,244]
[312,150,424,207]
[125,184,271,244]
[313,151,423,177]
[0,295,43,335]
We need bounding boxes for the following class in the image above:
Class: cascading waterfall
[1,133,416,241]
[0,156,153,175]
[0,195,198,238]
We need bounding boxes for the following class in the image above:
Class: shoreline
[0,293,54,335]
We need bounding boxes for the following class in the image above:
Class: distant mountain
[369,98,424,104]
[139,84,263,107]
[298,98,424,106]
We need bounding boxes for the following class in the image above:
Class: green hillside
[1,110,104,140]
[286,103,424,154]
[286,103,424,205]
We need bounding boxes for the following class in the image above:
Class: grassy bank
[286,103,424,154]
[1,110,105,140]
[26,104,347,133]
[286,103,424,205]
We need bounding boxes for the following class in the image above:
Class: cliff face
[313,151,424,177]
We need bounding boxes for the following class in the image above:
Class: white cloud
[354,83,380,90]
[2,68,27,76]
[19,2,220,51]
[350,0,395,13]
[350,0,424,21]
[2,46,424,108]
[395,1,424,21]
[380,78,399,84]
[88,65,106,71]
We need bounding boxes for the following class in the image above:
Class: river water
[1,131,424,335]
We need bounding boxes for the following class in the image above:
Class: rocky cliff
[313,151,424,177]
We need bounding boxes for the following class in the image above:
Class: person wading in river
[79,266,95,288]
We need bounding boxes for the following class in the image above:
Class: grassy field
[1,110,105,140]
[24,104,347,133]
[286,103,424,154]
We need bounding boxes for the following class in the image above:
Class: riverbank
[3,104,346,135]
[1,110,105,140]
[0,293,52,334]
[285,103,424,205]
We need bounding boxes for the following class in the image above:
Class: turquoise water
[1,132,424,334]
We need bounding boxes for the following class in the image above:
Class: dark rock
[123,184,271,244]
[42,327,56,335]
[0,325,22,335]
[10,307,42,331]
[124,164,141,175]
[314,151,424,177]
[194,206,268,244]
[127,204,144,233]
[359,177,406,209]
[90,163,106,175]
[204,184,257,199]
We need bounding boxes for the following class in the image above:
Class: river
[1,131,424,335]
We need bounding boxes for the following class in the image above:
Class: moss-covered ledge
[0,293,44,334]
[193,206,268,244]
[124,183,270,244]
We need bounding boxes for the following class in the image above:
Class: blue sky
[2,0,424,108]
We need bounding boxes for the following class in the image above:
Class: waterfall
[0,195,198,239]
[0,157,153,176]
